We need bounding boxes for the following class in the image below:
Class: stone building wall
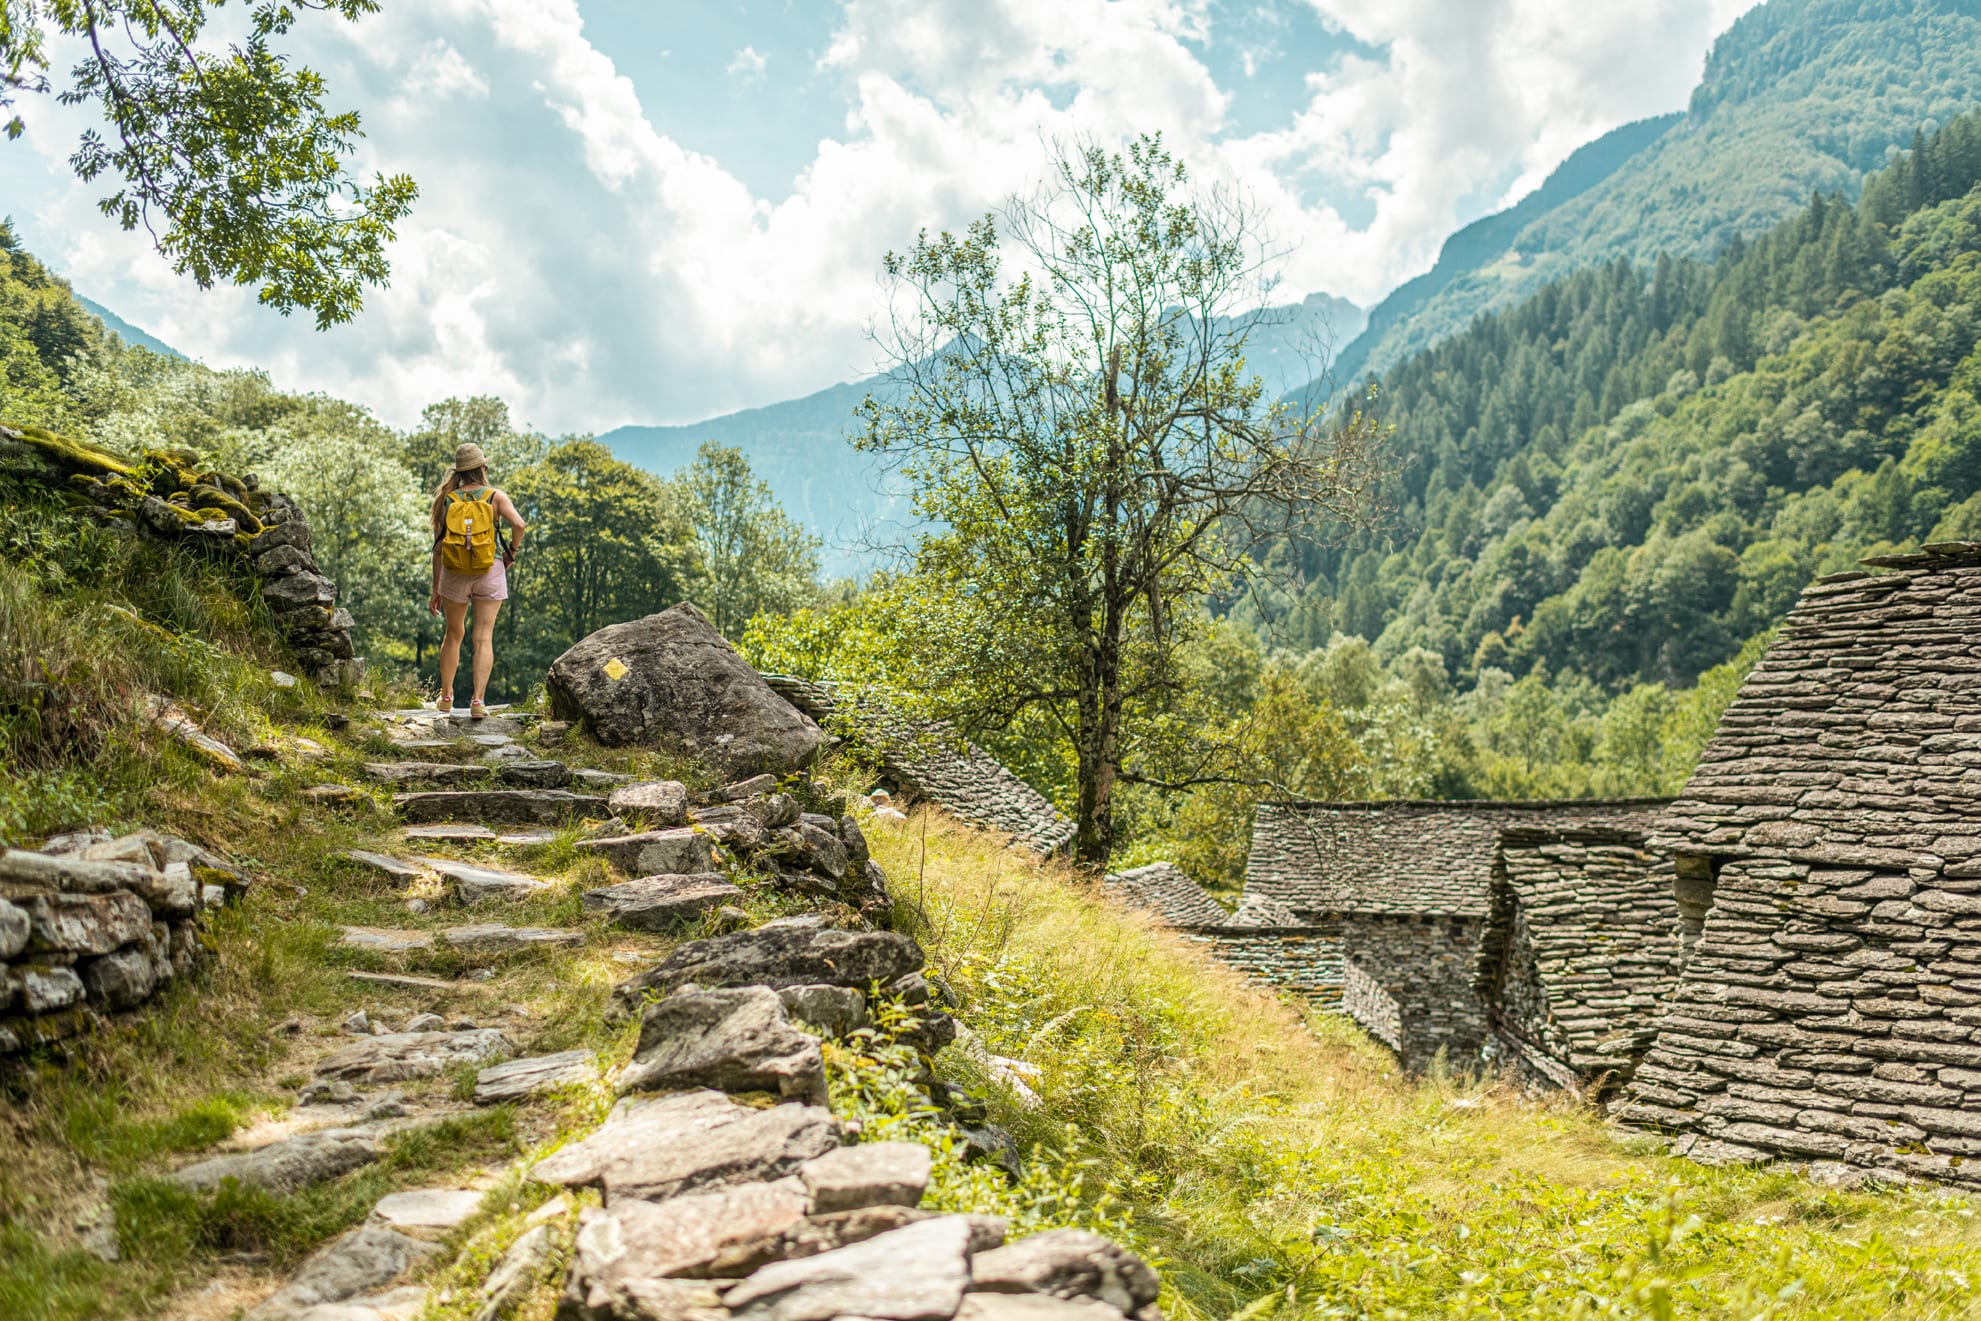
[1616,544,1981,1186]
[1340,913,1489,1072]
[1244,799,1670,921]
[1241,799,1669,1072]
[1476,827,1683,1093]
[1,831,239,1053]
[764,675,1076,857]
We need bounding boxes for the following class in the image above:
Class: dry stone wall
[0,830,242,1053]
[1341,913,1489,1071]
[0,423,358,685]
[1181,926,1346,1010]
[1239,800,1670,1071]
[1477,827,1683,1093]
[1617,544,1981,1186]
[765,675,1077,857]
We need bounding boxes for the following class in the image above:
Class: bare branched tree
[859,134,1385,865]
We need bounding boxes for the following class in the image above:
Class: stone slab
[394,790,606,826]
[339,927,435,954]
[416,858,553,904]
[170,1127,383,1194]
[314,1029,512,1084]
[368,1188,485,1236]
[583,874,741,932]
[618,987,825,1102]
[404,824,496,843]
[722,1214,973,1321]
[442,925,584,955]
[342,851,429,886]
[798,1142,931,1214]
[475,1050,596,1103]
[580,830,718,878]
[531,1090,840,1205]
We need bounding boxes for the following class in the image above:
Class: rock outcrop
[546,604,823,777]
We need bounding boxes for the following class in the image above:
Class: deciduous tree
[1,0,416,326]
[674,441,820,638]
[860,135,1383,864]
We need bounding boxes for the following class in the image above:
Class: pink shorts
[437,558,509,604]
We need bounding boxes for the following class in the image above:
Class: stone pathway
[120,701,1148,1321]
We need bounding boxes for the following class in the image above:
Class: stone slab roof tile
[1101,862,1229,929]
[763,675,1077,857]
[1242,799,1670,920]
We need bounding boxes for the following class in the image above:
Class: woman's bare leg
[470,599,502,705]
[438,598,470,705]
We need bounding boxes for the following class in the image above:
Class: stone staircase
[105,698,1147,1321]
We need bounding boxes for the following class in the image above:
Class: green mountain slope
[1259,110,1981,691]
[603,292,1365,577]
[1319,0,1981,390]
[75,294,184,360]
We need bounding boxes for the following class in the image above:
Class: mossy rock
[140,448,203,496]
[188,483,263,535]
[0,421,139,478]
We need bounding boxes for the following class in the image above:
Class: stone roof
[1244,799,1670,920]
[1652,543,1981,869]
[1477,825,1682,1091]
[1621,544,1981,1184]
[1101,862,1230,929]
[763,675,1077,857]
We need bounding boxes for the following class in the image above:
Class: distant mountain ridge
[1311,0,1981,393]
[602,292,1367,577]
[76,295,183,360]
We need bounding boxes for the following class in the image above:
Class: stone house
[1616,545,1981,1186]
[1475,825,1682,1093]
[1245,800,1668,1072]
[1102,862,1230,929]
[764,676,1077,857]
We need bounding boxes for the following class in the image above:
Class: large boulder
[545,604,822,777]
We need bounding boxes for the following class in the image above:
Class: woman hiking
[428,442,526,719]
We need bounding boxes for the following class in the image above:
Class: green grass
[864,803,1981,1321]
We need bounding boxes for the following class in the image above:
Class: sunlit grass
[865,802,1981,1321]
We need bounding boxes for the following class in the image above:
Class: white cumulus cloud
[0,0,1762,437]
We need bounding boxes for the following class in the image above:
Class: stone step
[367,1187,485,1239]
[393,789,606,826]
[414,857,553,904]
[474,1050,597,1103]
[362,760,573,789]
[337,925,584,957]
[579,828,718,876]
[582,873,740,931]
[314,1027,513,1084]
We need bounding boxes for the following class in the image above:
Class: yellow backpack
[441,487,498,575]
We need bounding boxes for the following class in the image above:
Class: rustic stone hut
[1102,862,1230,929]
[1246,800,1668,1072]
[1617,545,1981,1186]
[1475,825,1682,1093]
[764,676,1077,856]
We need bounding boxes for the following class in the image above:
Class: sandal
[470,700,488,720]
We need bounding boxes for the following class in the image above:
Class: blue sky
[0,0,1759,433]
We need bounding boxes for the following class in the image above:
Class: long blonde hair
[430,466,489,537]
